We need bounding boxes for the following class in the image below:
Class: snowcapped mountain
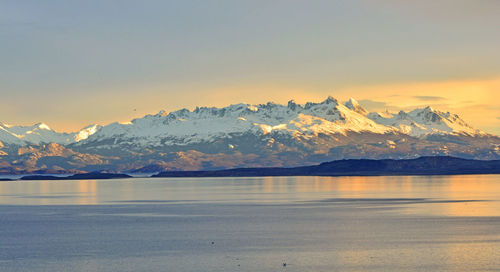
[366,106,482,137]
[1,97,498,173]
[75,96,487,148]
[345,98,368,115]
[78,96,392,148]
[0,97,487,147]
[0,123,100,145]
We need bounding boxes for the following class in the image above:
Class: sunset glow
[1,1,498,134]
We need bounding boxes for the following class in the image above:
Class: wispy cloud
[357,99,401,112]
[358,99,388,109]
[413,95,446,101]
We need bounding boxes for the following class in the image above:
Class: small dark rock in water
[283,262,287,267]
[211,241,215,245]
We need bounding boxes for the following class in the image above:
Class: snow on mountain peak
[78,96,396,147]
[74,124,102,142]
[346,97,359,106]
[0,122,103,145]
[366,106,483,137]
[35,123,52,130]
[247,105,259,112]
[344,98,368,115]
[324,96,338,104]
[0,122,12,128]
[0,96,489,147]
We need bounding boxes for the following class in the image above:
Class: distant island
[7,156,500,180]
[20,172,132,180]
[153,156,500,178]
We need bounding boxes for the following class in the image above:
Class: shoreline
[2,156,499,181]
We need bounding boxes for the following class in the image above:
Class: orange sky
[1,77,499,135]
[37,77,498,135]
[1,1,499,135]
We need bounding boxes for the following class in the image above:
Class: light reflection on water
[1,175,499,216]
[0,175,499,272]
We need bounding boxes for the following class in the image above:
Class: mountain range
[1,97,499,174]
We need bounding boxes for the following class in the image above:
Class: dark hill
[153,156,500,177]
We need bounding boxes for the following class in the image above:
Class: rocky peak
[344,98,368,115]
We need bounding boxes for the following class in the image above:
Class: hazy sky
[1,0,499,134]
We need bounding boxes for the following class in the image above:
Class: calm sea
[1,175,499,271]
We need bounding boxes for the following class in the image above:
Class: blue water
[1,175,499,271]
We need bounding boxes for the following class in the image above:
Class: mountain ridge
[0,97,491,146]
[1,97,499,174]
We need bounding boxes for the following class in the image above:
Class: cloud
[413,95,446,101]
[358,99,388,109]
[357,99,401,112]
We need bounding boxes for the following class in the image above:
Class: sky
[1,0,499,134]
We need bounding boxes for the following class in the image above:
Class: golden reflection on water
[0,175,499,216]
[0,179,98,205]
[76,180,97,205]
[256,175,500,216]
[422,175,500,217]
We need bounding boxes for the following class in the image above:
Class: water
[1,175,499,271]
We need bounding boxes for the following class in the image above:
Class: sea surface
[1,175,499,272]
